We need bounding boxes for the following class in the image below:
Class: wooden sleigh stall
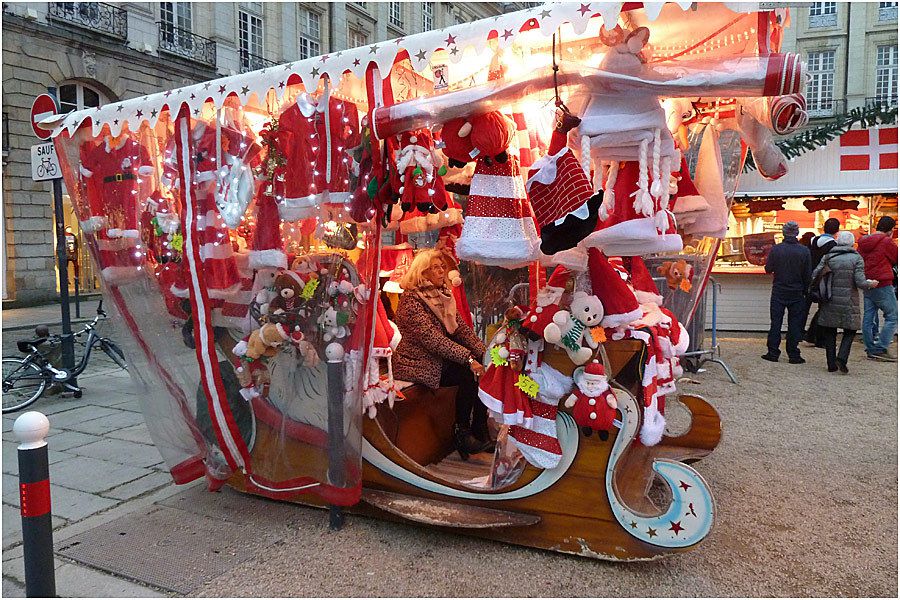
[45,2,807,562]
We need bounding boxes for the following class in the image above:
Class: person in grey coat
[811,231,878,373]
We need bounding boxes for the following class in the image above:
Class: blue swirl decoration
[605,388,716,548]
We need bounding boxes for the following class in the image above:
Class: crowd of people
[763,216,898,373]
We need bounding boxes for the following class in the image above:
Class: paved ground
[1,317,897,596]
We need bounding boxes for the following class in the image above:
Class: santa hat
[583,161,683,257]
[671,156,710,227]
[582,359,606,380]
[629,256,664,305]
[456,153,540,267]
[526,146,602,255]
[249,189,288,270]
[587,248,641,328]
[371,299,401,358]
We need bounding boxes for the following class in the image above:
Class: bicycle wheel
[99,340,128,370]
[2,358,47,413]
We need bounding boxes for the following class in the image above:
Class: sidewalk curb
[3,319,94,334]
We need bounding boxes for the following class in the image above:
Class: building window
[809,2,837,27]
[298,9,320,60]
[57,81,108,114]
[239,10,264,71]
[878,1,898,21]
[422,2,434,31]
[806,50,836,116]
[348,27,368,49]
[389,2,404,29]
[876,45,898,103]
[160,2,193,49]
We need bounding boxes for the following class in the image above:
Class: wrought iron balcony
[239,49,278,73]
[807,99,845,118]
[157,22,216,67]
[865,95,899,109]
[48,2,127,40]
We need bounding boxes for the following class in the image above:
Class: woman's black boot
[454,425,486,461]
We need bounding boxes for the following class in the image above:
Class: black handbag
[808,259,833,303]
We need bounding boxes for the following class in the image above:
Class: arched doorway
[55,80,114,296]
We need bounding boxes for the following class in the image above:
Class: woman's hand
[469,359,485,378]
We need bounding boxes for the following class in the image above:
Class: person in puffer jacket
[812,231,879,373]
[858,216,898,361]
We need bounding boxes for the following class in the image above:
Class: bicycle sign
[31,141,62,181]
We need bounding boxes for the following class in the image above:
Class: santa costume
[671,156,710,228]
[79,134,154,284]
[682,125,729,239]
[276,90,360,221]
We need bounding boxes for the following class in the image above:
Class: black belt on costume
[103,172,135,183]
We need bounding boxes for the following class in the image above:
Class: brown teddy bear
[656,259,694,292]
[268,269,313,321]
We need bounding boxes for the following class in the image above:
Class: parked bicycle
[2,300,127,413]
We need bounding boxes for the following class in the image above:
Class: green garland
[743,101,898,172]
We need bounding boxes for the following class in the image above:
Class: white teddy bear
[543,291,605,365]
[317,306,348,342]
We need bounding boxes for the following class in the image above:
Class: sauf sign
[31,141,61,181]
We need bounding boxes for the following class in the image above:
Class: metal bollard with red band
[14,411,56,598]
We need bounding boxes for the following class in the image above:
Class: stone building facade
[1,1,528,305]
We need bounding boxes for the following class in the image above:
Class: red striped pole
[13,412,56,598]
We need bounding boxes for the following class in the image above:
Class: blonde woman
[392,249,491,459]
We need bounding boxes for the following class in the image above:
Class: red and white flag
[839,127,898,171]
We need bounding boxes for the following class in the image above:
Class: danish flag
[839,127,898,171]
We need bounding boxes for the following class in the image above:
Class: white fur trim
[198,243,235,261]
[640,403,666,446]
[233,340,248,356]
[634,289,664,306]
[529,362,573,402]
[457,216,539,266]
[279,195,320,221]
[79,165,93,178]
[170,283,190,298]
[206,281,243,299]
[383,280,404,294]
[525,146,570,190]
[600,305,643,329]
[249,249,288,270]
[674,323,690,355]
[79,216,107,234]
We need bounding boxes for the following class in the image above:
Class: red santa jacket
[276,93,360,220]
[79,136,154,236]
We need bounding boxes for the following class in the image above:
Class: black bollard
[14,411,56,598]
[325,342,346,531]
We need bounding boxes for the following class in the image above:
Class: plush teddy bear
[268,270,308,319]
[543,291,605,365]
[317,306,349,342]
[233,322,298,362]
[656,259,694,292]
[564,360,618,440]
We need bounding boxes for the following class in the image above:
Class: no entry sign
[30,94,58,140]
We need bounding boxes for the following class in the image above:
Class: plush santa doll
[395,129,462,234]
[521,265,571,341]
[565,360,618,440]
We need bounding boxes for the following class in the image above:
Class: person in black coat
[763,221,812,363]
[803,218,840,346]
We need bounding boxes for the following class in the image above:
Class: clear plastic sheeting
[54,80,375,506]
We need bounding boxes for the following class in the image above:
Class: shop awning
[736,125,898,196]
